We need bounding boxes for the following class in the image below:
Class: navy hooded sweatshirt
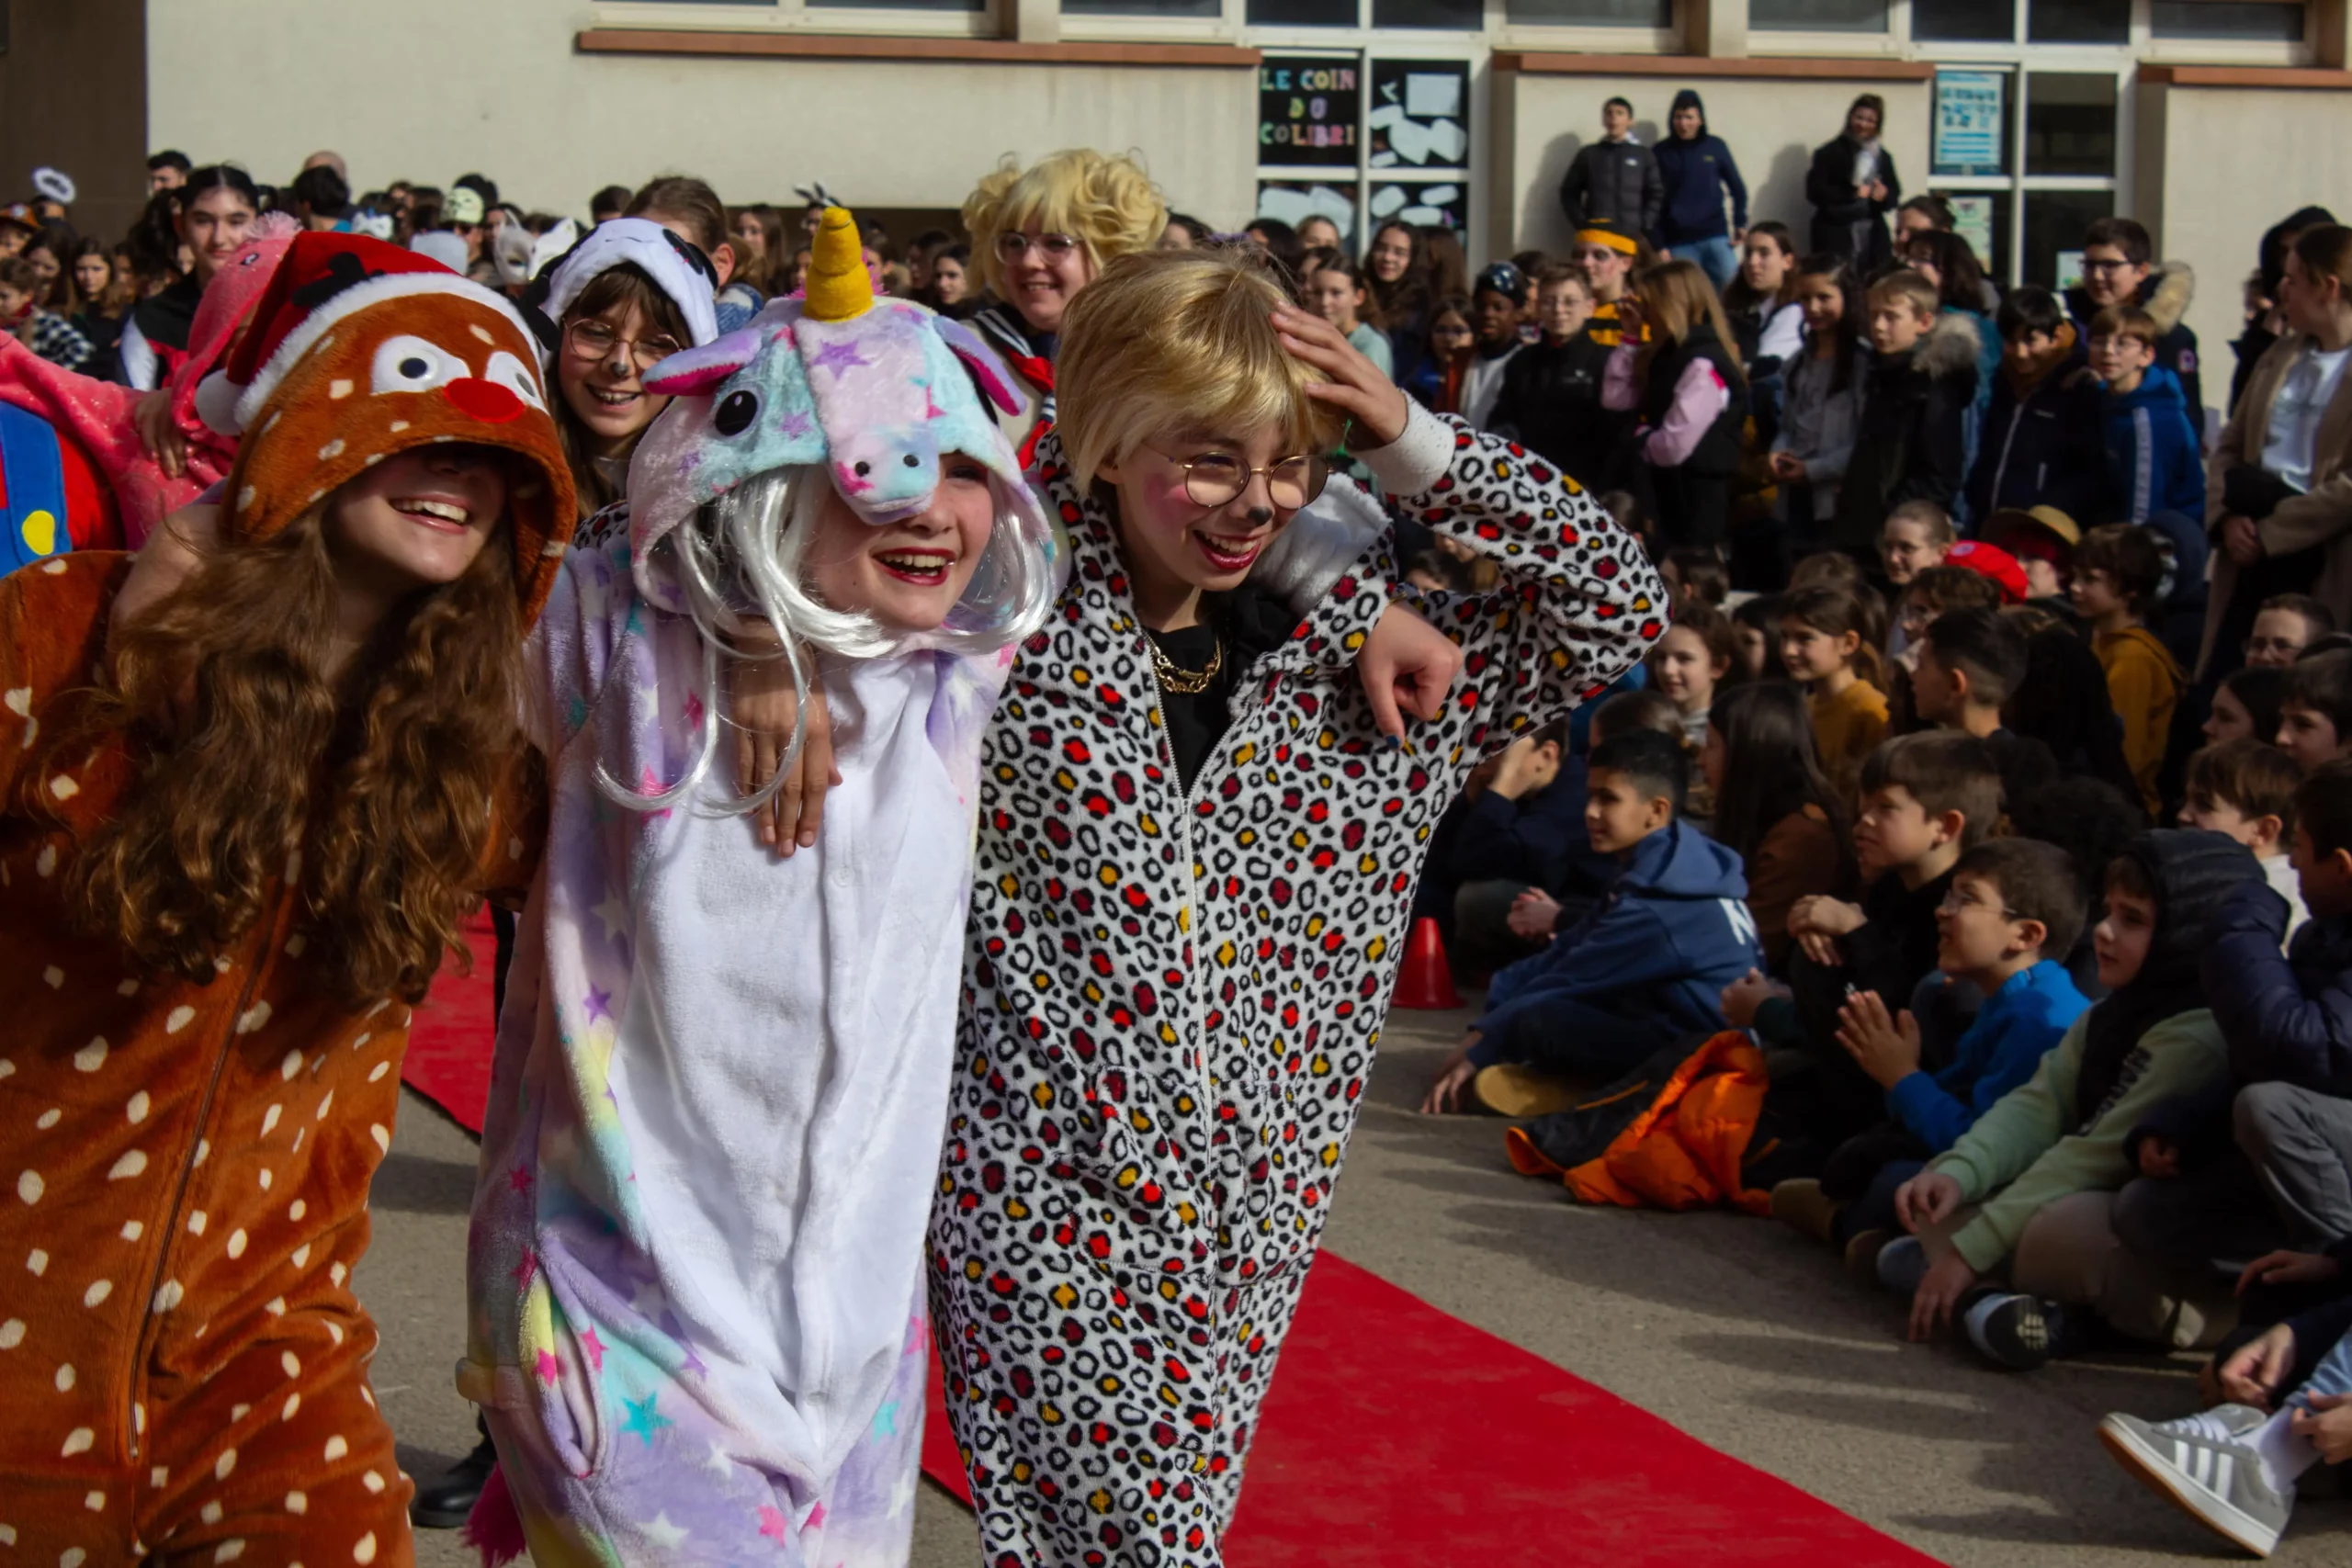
[2100,365,2207,525]
[1652,90,1749,249]
[1469,817,1763,1064]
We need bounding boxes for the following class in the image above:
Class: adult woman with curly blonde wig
[962,148,1167,463]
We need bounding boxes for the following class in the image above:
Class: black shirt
[1145,587,1294,794]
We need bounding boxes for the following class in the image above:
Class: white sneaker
[2098,1409,2291,1557]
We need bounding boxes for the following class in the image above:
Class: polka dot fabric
[0,557,534,1563]
[927,411,1666,1566]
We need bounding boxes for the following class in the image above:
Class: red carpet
[402,909,501,1134]
[922,1252,1939,1566]
[408,935,1935,1564]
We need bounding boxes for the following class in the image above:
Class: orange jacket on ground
[1506,1029,1777,1214]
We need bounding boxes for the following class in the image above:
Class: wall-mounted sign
[1259,57,1362,168]
[1933,69,2007,179]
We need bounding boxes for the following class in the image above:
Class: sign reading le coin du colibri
[1260,59,1361,165]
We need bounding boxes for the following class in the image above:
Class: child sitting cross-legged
[1884,830,2267,1371]
[1770,839,2088,1271]
[1421,728,1764,1117]
[1730,732,2000,1155]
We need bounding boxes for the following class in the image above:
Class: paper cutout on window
[1369,185,1409,219]
[1405,73,1461,118]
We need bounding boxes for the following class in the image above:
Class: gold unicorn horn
[802,206,873,322]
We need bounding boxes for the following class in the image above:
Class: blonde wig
[963,150,1168,301]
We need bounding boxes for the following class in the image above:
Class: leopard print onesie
[927,406,1667,1565]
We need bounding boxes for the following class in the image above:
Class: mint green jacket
[1928,1010,2229,1271]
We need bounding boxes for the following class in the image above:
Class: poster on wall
[1367,60,1470,173]
[1369,181,1463,231]
[1257,181,1357,241]
[1947,194,1997,272]
[1933,70,2007,178]
[1259,56,1362,168]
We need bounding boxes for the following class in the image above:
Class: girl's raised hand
[1271,305,1410,450]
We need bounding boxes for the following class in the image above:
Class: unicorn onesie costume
[462,209,1056,1566]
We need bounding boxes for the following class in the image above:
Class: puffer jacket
[1505,1031,1776,1213]
[929,406,1666,1530]
[1559,137,1663,236]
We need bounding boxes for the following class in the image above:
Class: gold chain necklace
[1149,631,1223,695]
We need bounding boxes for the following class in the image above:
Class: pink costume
[0,213,300,547]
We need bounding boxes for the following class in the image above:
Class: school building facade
[6,0,2352,389]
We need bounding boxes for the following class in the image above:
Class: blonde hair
[963,149,1168,300]
[1056,246,1345,490]
[1868,268,1940,321]
[1633,259,1746,390]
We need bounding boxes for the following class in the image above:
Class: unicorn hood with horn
[461,206,1057,1568]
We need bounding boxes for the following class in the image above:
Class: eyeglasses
[994,231,1081,264]
[1939,888,2023,919]
[1148,447,1329,511]
[2081,257,2135,276]
[565,318,684,371]
[2246,635,2305,658]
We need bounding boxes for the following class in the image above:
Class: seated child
[1449,717,1614,970]
[1702,680,1852,971]
[2088,304,2204,525]
[1487,264,1616,488]
[1772,838,2088,1260]
[1503,688,1684,948]
[1731,592,1787,679]
[1892,560,2004,678]
[1421,729,1763,1116]
[1736,733,2001,1146]
[2072,521,2184,814]
[2279,647,2352,772]
[2095,1286,2352,1557]
[1781,582,1889,798]
[2247,592,2335,669]
[1887,830,2267,1371]
[1910,605,2060,807]
[1661,544,1730,614]
[1650,601,1741,753]
[2180,737,2310,940]
[1881,499,1953,595]
[2207,661,2289,747]
[1834,268,1980,550]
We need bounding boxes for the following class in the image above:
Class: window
[1913,0,2013,41]
[2023,188,2112,288]
[816,0,987,7]
[1505,0,1675,23]
[2027,0,2128,43]
[2151,0,2304,38]
[2023,72,2115,178]
[1372,0,1484,25]
[1749,0,1890,31]
[1249,0,1358,20]
[1067,0,1219,12]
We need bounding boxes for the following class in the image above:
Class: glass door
[1918,0,2132,288]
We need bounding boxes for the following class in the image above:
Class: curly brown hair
[45,506,524,1007]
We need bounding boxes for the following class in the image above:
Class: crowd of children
[6,127,2352,1564]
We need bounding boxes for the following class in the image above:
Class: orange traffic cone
[1391,916,1462,1010]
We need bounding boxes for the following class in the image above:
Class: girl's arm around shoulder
[1370,403,1666,757]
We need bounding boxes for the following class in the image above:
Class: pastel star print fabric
[463,531,1020,1565]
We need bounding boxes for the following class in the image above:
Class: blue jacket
[2206,880,2352,1097]
[1964,354,2110,524]
[1652,128,1747,247]
[1449,759,1619,902]
[1885,960,2090,1152]
[1470,818,1763,1064]
[2101,367,2207,524]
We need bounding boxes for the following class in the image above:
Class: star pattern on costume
[808,341,868,376]
[871,1399,899,1438]
[583,986,614,1024]
[678,1340,708,1378]
[888,1468,917,1518]
[534,1348,560,1384]
[621,1391,673,1447]
[507,1163,533,1193]
[779,410,815,438]
[579,1326,605,1372]
[513,1246,537,1289]
[637,765,673,821]
[590,893,628,942]
[756,1506,789,1543]
[639,1512,687,1550]
[705,1439,733,1479]
[807,1502,826,1529]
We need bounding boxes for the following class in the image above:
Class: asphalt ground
[364,995,2349,1567]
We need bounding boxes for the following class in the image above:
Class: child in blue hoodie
[2089,304,2205,524]
[1771,837,2089,1259]
[1421,728,1764,1114]
[1651,89,1749,293]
